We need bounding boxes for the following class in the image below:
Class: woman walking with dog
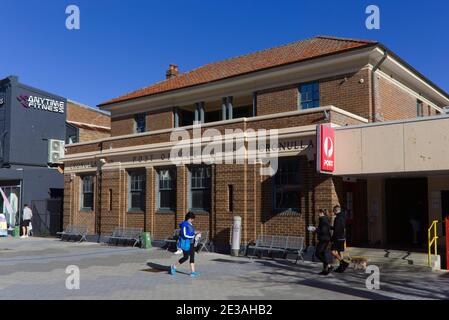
[170,212,201,277]
[314,209,333,275]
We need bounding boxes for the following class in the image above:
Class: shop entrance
[0,182,22,229]
[385,178,429,247]
[343,180,368,246]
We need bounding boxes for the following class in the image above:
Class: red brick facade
[63,39,447,250]
[256,86,299,116]
[320,69,373,121]
[67,101,111,142]
[64,159,347,248]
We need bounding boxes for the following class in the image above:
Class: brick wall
[256,85,299,116]
[111,116,135,136]
[67,102,111,128]
[78,128,110,142]
[66,109,336,155]
[320,69,372,120]
[329,110,366,126]
[66,142,102,155]
[147,109,174,131]
[64,174,96,235]
[255,69,372,119]
[99,169,124,235]
[110,109,174,137]
[63,157,345,248]
[258,156,335,245]
[67,102,111,142]
[214,164,249,245]
[63,174,73,230]
[377,75,436,121]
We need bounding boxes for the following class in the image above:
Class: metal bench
[164,229,180,251]
[247,235,305,263]
[106,227,142,247]
[286,236,306,263]
[195,230,210,253]
[57,225,88,242]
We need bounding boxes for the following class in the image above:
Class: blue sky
[1,0,448,107]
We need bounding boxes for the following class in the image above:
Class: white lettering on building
[26,96,65,114]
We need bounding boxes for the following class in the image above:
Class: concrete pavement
[0,237,447,300]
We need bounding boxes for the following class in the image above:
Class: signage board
[16,94,65,114]
[316,124,335,173]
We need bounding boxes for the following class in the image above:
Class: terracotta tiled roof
[100,36,377,106]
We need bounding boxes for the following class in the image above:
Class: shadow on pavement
[145,262,190,276]
[230,257,448,300]
[146,262,170,271]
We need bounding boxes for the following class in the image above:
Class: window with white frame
[299,81,320,109]
[273,157,301,212]
[134,113,146,133]
[157,168,176,211]
[81,175,94,210]
[189,166,211,212]
[128,171,146,211]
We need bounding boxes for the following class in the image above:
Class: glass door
[0,185,21,229]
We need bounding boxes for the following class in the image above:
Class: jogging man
[330,205,349,273]
[170,212,200,277]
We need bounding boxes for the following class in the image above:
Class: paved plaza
[0,237,447,300]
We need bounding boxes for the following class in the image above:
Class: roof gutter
[371,49,388,122]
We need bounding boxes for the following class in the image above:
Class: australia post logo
[317,124,335,173]
[16,94,65,114]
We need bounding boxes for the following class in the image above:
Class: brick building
[0,76,111,236]
[62,36,449,251]
[66,100,111,144]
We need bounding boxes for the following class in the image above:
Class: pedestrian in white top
[21,204,33,238]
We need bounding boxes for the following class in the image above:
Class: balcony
[64,105,368,157]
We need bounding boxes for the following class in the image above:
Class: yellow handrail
[428,220,439,267]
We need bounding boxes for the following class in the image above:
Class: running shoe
[170,265,177,275]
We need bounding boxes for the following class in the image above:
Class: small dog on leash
[350,256,369,270]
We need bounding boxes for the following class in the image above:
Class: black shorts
[331,240,345,252]
[179,245,195,264]
[22,220,31,227]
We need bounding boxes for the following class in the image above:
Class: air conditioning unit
[443,106,449,114]
[48,139,65,164]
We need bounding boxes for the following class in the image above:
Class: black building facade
[0,76,66,235]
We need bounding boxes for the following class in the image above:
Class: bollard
[231,216,242,256]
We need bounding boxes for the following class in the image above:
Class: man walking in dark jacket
[331,205,349,273]
[314,209,333,275]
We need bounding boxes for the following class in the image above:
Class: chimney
[166,64,179,79]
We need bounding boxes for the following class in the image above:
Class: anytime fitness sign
[316,124,335,173]
[17,94,65,114]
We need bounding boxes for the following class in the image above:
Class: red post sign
[317,124,335,173]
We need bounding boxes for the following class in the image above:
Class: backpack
[177,237,190,252]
